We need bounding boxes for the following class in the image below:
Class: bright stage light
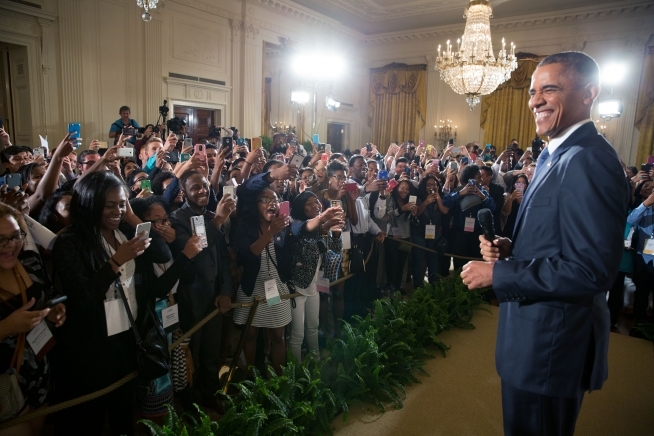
[325,96,341,111]
[291,53,346,80]
[598,98,623,121]
[290,90,311,105]
[602,63,627,86]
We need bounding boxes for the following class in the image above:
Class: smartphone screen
[135,221,151,239]
[180,153,191,163]
[290,154,304,168]
[166,151,180,163]
[278,201,290,217]
[68,123,81,139]
[331,200,341,209]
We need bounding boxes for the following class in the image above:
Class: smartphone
[312,134,320,144]
[515,182,525,192]
[251,137,262,150]
[222,137,233,150]
[290,154,304,168]
[33,147,45,157]
[166,151,180,163]
[5,174,22,189]
[387,178,399,191]
[195,143,206,159]
[331,200,341,209]
[140,180,151,191]
[34,296,68,311]
[419,140,425,148]
[223,185,235,199]
[278,201,290,217]
[117,148,134,157]
[321,153,329,162]
[237,138,245,146]
[97,148,108,157]
[526,146,533,152]
[68,123,80,139]
[449,161,459,172]
[451,147,460,155]
[318,143,326,152]
[461,157,469,165]
[180,153,191,163]
[135,221,152,239]
[409,195,417,204]
[486,144,491,150]
[378,170,389,180]
[404,167,411,175]
[190,215,208,248]
[122,126,136,136]
[325,144,332,154]
[366,143,372,152]
[432,159,440,167]
[184,137,193,149]
[344,182,358,192]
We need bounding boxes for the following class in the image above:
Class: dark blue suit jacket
[493,122,627,398]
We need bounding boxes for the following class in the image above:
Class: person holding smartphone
[0,203,66,433]
[108,106,139,145]
[501,175,529,238]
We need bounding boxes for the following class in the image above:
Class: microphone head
[477,208,493,225]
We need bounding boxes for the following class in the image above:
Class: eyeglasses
[258,197,280,205]
[331,175,346,181]
[0,231,27,248]
[149,218,170,226]
[134,177,148,184]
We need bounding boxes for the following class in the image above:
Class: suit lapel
[512,122,598,239]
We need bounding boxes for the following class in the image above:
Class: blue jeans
[411,227,440,289]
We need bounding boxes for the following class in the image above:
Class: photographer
[108,106,139,145]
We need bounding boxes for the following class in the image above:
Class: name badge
[104,299,131,336]
[624,228,635,249]
[342,231,351,250]
[644,238,654,255]
[161,304,180,332]
[425,225,436,240]
[464,217,476,232]
[264,279,281,306]
[391,227,402,238]
[26,320,56,360]
[317,277,330,294]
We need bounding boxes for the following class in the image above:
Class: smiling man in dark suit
[461,52,628,435]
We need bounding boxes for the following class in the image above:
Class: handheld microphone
[477,208,496,244]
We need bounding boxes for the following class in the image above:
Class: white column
[425,55,439,144]
[230,19,242,130]
[242,25,262,136]
[57,0,84,123]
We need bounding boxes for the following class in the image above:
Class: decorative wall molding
[144,19,163,124]
[58,0,84,123]
[164,76,232,107]
[232,20,260,41]
[320,0,485,22]
[363,0,654,44]
[173,16,227,68]
[0,1,56,24]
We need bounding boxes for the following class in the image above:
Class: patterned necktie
[534,147,550,179]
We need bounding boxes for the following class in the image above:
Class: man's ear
[584,82,601,107]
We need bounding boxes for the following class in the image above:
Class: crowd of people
[0,110,652,435]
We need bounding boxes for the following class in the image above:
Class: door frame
[170,100,226,131]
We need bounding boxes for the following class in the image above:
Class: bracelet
[246,160,255,165]
[109,256,123,267]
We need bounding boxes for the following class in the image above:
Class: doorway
[326,122,348,152]
[173,105,221,144]
[0,42,32,145]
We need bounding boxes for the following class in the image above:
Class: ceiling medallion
[436,0,517,109]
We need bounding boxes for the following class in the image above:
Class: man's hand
[164,133,178,152]
[182,234,204,259]
[376,232,386,243]
[88,139,101,151]
[0,128,12,148]
[460,261,494,289]
[270,164,298,181]
[0,185,30,214]
[214,194,236,227]
[155,149,167,169]
[61,156,73,175]
[53,133,75,161]
[364,179,386,193]
[214,295,232,314]
[478,235,512,261]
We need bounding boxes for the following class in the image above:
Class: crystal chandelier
[436,0,517,109]
[137,0,159,22]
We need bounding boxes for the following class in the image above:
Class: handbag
[116,280,170,382]
[323,249,342,282]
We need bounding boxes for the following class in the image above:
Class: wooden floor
[333,306,654,436]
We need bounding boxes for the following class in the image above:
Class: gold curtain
[480,57,544,153]
[635,44,654,165]
[369,63,427,153]
[262,77,272,137]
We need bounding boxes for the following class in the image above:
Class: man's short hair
[479,166,493,177]
[538,51,600,87]
[231,158,245,169]
[205,143,218,151]
[0,145,32,163]
[348,154,365,168]
[395,157,408,165]
[263,159,284,174]
[179,170,202,191]
[119,106,130,113]
[76,149,98,164]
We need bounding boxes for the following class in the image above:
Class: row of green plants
[141,275,487,436]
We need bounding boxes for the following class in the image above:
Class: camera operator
[109,106,140,145]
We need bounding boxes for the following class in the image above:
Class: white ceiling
[289,0,623,35]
